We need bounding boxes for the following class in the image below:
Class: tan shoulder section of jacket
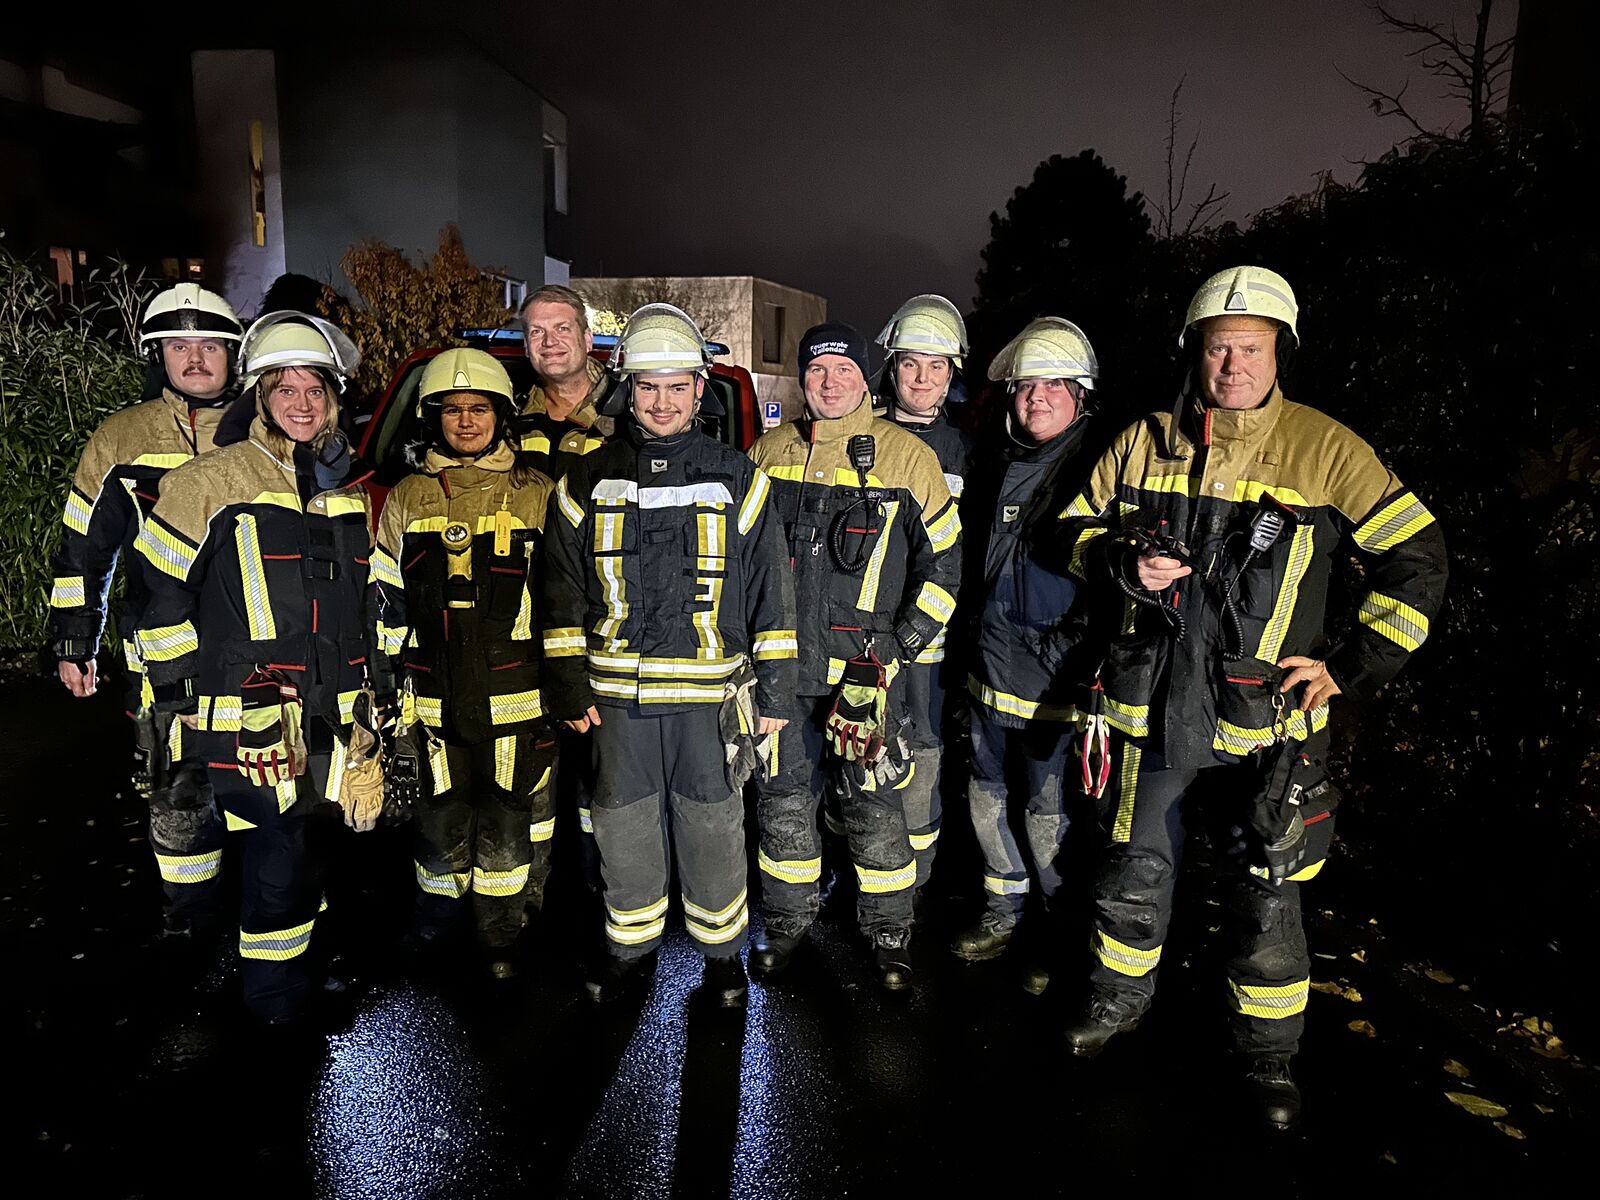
[863,415,953,515]
[72,391,227,501]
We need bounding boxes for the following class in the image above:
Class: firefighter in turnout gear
[370,349,557,980]
[950,318,1105,992]
[541,304,797,1008]
[135,312,379,1024]
[748,323,961,991]
[50,284,243,938]
[872,295,974,894]
[517,284,612,480]
[1060,267,1447,1128]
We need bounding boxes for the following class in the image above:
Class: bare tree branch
[1336,67,1433,138]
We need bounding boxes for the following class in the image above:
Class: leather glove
[236,669,306,788]
[380,684,424,825]
[825,652,888,763]
[338,687,385,832]
[719,663,762,791]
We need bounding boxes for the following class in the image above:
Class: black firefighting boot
[1243,1054,1302,1129]
[950,911,1014,963]
[1063,991,1146,1057]
[700,955,749,1010]
[873,927,914,992]
[584,950,657,1004]
[750,925,807,979]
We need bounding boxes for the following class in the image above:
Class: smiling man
[48,284,244,942]
[542,304,796,1009]
[1061,266,1448,1129]
[517,284,612,480]
[746,322,961,991]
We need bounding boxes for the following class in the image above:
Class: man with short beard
[49,284,243,940]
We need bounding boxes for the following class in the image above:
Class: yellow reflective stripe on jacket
[1104,697,1151,739]
[1353,491,1436,554]
[377,621,409,655]
[543,627,586,657]
[197,695,243,732]
[554,477,584,527]
[416,862,470,898]
[234,514,277,640]
[914,580,956,626]
[924,497,960,553]
[473,864,529,897]
[752,629,799,660]
[239,918,316,961]
[1068,524,1110,578]
[1094,930,1161,977]
[63,490,94,536]
[966,676,1077,723]
[136,519,198,580]
[1213,704,1329,756]
[736,470,771,535]
[855,860,916,894]
[855,500,900,610]
[138,620,200,663]
[323,494,366,518]
[758,849,822,885]
[154,850,223,883]
[826,656,901,687]
[1255,524,1316,663]
[369,546,403,588]
[50,576,86,608]
[1228,978,1310,1019]
[1359,592,1430,652]
[489,689,544,725]
[1140,473,1202,499]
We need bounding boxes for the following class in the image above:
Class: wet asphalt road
[3,672,1592,1197]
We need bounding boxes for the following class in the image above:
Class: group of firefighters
[47,266,1446,1130]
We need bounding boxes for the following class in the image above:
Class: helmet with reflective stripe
[876,294,968,367]
[613,303,712,376]
[418,348,514,405]
[987,317,1099,389]
[239,311,361,392]
[1179,265,1299,347]
[138,284,243,349]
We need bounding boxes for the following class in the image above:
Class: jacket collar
[1160,380,1286,458]
[525,357,607,427]
[802,393,876,445]
[423,442,517,477]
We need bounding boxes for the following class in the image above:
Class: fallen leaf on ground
[1344,987,1363,1003]
[1530,1038,1570,1060]
[1522,1016,1543,1033]
[1536,1104,1554,1115]
[1445,1092,1508,1118]
[1380,1152,1398,1165]
[1348,1020,1377,1038]
[1494,1122,1526,1140]
[1444,1059,1470,1079]
[1351,950,1368,963]
[1425,968,1456,984]
[1314,952,1337,960]
[1311,981,1343,994]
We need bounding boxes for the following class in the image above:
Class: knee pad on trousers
[590,791,664,858]
[149,803,215,853]
[899,747,941,831]
[1226,876,1306,978]
[1095,848,1173,939]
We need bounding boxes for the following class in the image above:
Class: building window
[542,134,568,216]
[760,303,785,365]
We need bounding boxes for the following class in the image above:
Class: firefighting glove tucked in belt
[237,668,307,788]
[825,651,888,763]
[338,686,385,833]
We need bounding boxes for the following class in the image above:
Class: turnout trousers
[899,659,947,890]
[966,708,1077,930]
[590,705,750,961]
[414,729,558,951]
[203,726,336,1023]
[1089,739,1311,1055]
[756,692,917,939]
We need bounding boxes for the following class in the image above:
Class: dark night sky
[472,0,1515,332]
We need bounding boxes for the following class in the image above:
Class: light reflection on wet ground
[4,674,1588,1195]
